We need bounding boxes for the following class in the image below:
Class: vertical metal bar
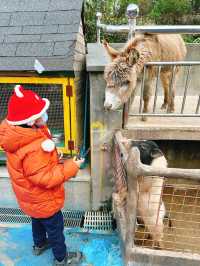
[96,12,102,43]
[153,66,161,113]
[126,4,139,41]
[167,65,176,113]
[196,95,200,114]
[181,66,191,114]
[139,66,146,113]
[128,18,136,40]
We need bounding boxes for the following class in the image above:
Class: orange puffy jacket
[0,121,79,218]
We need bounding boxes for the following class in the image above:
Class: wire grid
[0,208,85,228]
[0,83,65,145]
[0,208,114,231]
[113,138,127,194]
[112,139,200,254]
[135,176,200,254]
[83,211,113,231]
[63,210,85,228]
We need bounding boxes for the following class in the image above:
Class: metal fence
[96,5,200,42]
[135,177,200,252]
[113,133,200,254]
[128,61,200,118]
[96,4,200,123]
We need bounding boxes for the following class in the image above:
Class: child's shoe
[53,257,67,266]
[32,240,50,256]
[53,251,82,266]
[67,251,82,264]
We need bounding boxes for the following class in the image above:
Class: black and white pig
[122,139,168,248]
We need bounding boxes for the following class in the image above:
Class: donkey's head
[103,41,140,110]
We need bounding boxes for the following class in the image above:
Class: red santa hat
[6,85,50,125]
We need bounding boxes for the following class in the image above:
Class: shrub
[150,0,192,24]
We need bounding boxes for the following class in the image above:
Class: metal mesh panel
[113,138,200,254]
[135,175,165,249]
[135,178,200,254]
[0,208,114,231]
[0,207,25,216]
[63,210,85,228]
[0,83,65,147]
[0,208,84,227]
[162,180,200,253]
[84,211,113,231]
[0,214,31,223]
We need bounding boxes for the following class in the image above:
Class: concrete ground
[0,224,123,266]
[125,95,200,140]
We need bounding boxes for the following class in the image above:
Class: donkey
[103,34,187,115]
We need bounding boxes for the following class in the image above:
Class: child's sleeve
[22,145,79,189]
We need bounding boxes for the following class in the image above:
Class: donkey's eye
[123,80,130,86]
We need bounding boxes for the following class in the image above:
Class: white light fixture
[34,59,45,74]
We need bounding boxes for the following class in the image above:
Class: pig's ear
[103,40,120,60]
[151,148,163,159]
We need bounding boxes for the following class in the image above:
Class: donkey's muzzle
[104,102,112,110]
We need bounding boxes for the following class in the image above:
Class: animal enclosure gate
[123,61,200,130]
[0,77,77,154]
[113,131,200,266]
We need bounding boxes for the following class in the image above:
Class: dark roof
[0,0,84,72]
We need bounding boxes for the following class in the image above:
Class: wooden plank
[127,146,200,181]
[115,131,138,264]
[129,246,200,266]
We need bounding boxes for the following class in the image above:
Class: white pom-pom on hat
[41,139,55,152]
[14,85,24,98]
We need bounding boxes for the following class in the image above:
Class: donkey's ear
[126,48,140,66]
[103,40,120,60]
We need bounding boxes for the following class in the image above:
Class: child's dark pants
[31,210,66,262]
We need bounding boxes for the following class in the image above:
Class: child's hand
[73,157,85,168]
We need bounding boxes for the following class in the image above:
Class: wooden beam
[115,131,129,162]
[128,147,200,181]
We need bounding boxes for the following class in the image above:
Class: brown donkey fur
[103,34,187,114]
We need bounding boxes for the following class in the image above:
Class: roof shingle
[0,0,84,72]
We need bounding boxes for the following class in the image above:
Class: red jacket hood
[0,120,42,153]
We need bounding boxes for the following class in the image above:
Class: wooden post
[115,131,138,263]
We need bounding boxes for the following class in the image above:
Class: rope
[113,138,127,194]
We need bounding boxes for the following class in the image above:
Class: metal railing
[97,4,200,122]
[96,4,200,42]
[129,61,200,118]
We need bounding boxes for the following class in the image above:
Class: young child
[0,85,84,266]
